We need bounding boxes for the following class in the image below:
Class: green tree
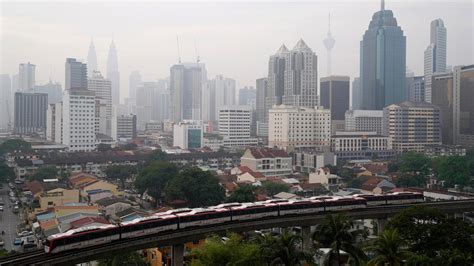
[122,143,137,151]
[105,165,137,188]
[395,172,426,188]
[191,233,263,266]
[226,184,256,203]
[98,251,147,266]
[165,167,225,207]
[262,181,290,197]
[0,139,31,155]
[433,156,470,187]
[134,161,178,206]
[399,152,431,177]
[97,143,112,152]
[0,163,15,183]
[255,229,313,266]
[29,166,57,181]
[145,150,167,164]
[387,206,474,258]
[312,213,367,266]
[365,229,413,266]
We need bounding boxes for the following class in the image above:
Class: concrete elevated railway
[1,199,473,266]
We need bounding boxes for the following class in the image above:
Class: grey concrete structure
[170,63,204,122]
[65,58,87,90]
[18,62,35,91]
[424,19,447,103]
[14,92,48,136]
[107,40,120,106]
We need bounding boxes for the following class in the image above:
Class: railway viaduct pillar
[377,218,387,235]
[171,244,184,266]
[302,226,312,252]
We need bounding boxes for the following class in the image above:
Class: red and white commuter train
[44,192,423,253]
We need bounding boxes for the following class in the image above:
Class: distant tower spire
[323,12,336,76]
[87,37,98,77]
[381,0,385,11]
[176,36,182,64]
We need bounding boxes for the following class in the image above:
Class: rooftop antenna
[176,36,182,63]
[194,38,200,64]
[381,0,385,11]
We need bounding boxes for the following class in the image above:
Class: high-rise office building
[0,74,12,130]
[19,62,35,91]
[345,109,384,135]
[112,114,137,140]
[170,63,204,122]
[282,39,318,108]
[215,75,236,117]
[406,76,425,103]
[320,76,350,121]
[65,58,87,90]
[360,1,406,110]
[129,71,142,101]
[136,82,157,129]
[239,86,256,108]
[33,80,62,104]
[424,19,447,103]
[87,39,98,77]
[431,65,474,147]
[383,101,441,152]
[88,71,112,136]
[256,77,268,137]
[266,44,288,113]
[14,92,48,136]
[351,77,361,110]
[173,121,203,150]
[107,40,120,106]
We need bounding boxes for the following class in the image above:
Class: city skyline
[1,0,473,102]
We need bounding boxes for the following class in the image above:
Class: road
[0,184,20,252]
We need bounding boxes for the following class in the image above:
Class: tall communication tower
[323,13,336,76]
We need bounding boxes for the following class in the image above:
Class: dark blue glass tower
[360,0,406,110]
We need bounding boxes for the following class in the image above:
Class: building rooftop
[96,197,129,207]
[70,216,110,229]
[245,147,289,159]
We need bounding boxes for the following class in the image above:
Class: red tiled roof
[69,173,98,188]
[70,216,110,229]
[223,182,238,192]
[361,177,384,191]
[238,166,265,179]
[246,147,289,159]
[362,164,388,174]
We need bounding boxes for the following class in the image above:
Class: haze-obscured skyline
[1,0,473,101]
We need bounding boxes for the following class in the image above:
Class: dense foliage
[226,184,257,203]
[0,163,15,183]
[29,166,58,181]
[0,139,31,155]
[134,161,178,206]
[97,251,147,266]
[105,165,137,188]
[262,181,290,197]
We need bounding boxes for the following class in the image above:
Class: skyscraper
[88,71,112,136]
[323,13,335,76]
[14,92,48,136]
[282,39,318,109]
[0,74,12,130]
[256,77,268,137]
[351,77,361,109]
[107,40,120,106]
[65,58,87,90]
[33,80,63,104]
[238,86,256,108]
[267,44,288,112]
[87,39,98,77]
[19,62,35,91]
[129,71,142,101]
[360,0,406,110]
[320,76,350,121]
[215,75,236,116]
[424,19,447,103]
[170,63,204,122]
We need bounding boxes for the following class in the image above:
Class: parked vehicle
[13,238,23,245]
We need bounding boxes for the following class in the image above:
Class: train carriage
[120,214,179,239]
[230,202,279,221]
[44,225,120,254]
[177,208,231,229]
[385,192,424,205]
[277,199,325,216]
[323,196,367,211]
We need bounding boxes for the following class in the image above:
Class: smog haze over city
[1,0,474,265]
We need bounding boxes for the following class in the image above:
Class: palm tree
[312,213,367,266]
[255,229,314,266]
[365,229,412,266]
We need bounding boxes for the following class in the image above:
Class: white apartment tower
[268,105,331,151]
[88,71,112,136]
[345,110,384,135]
[424,19,447,103]
[218,106,258,147]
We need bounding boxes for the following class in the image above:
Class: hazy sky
[1,0,473,101]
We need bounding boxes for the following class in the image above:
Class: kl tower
[323,13,335,76]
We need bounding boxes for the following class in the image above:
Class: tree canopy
[0,139,31,155]
[134,161,178,206]
[0,163,15,183]
[432,156,470,187]
[262,181,290,197]
[29,166,58,181]
[387,206,474,259]
[105,165,137,188]
[97,251,147,266]
[226,184,257,203]
[399,152,431,177]
[165,167,225,208]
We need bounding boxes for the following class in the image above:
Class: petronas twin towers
[86,39,120,106]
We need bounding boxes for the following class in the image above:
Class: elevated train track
[1,199,473,265]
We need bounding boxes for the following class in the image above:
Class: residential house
[96,197,132,220]
[70,216,110,229]
[360,177,396,194]
[69,173,120,198]
[54,204,100,219]
[87,189,114,203]
[39,188,80,210]
[235,166,265,183]
[116,207,149,222]
[309,167,341,192]
[240,147,292,177]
